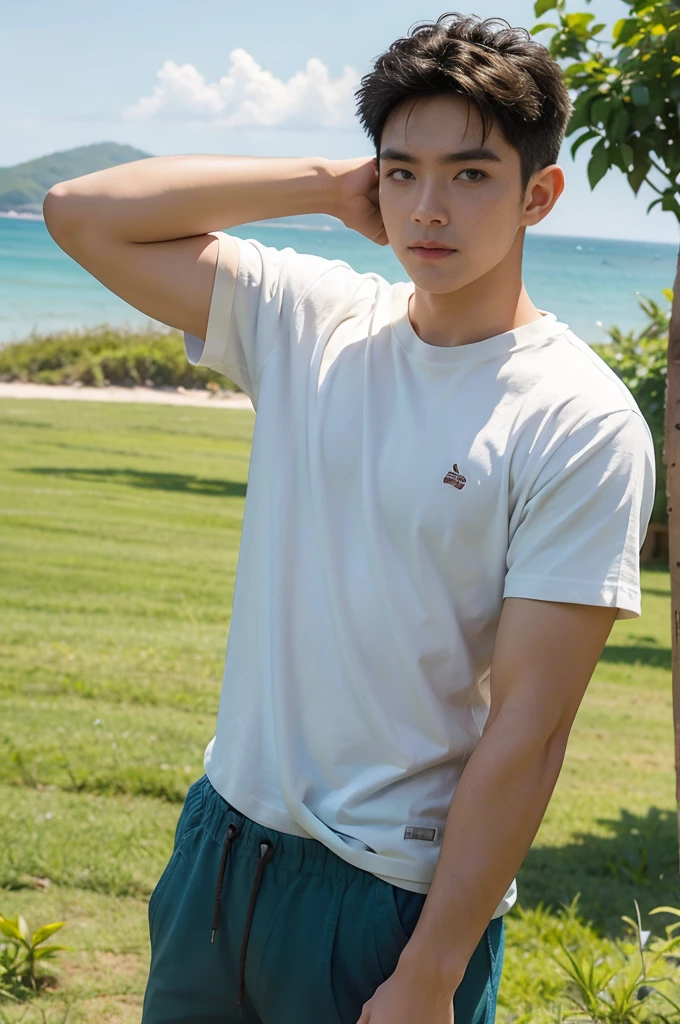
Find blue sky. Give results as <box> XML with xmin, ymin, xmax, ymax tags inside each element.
<box><xmin>3</xmin><ymin>0</ymin><xmax>676</xmax><ymax>244</ymax></box>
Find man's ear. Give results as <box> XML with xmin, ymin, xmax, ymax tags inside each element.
<box><xmin>521</xmin><ymin>165</ymin><xmax>565</xmax><ymax>228</ymax></box>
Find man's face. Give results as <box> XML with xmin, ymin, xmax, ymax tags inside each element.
<box><xmin>377</xmin><ymin>94</ymin><xmax>529</xmax><ymax>293</ymax></box>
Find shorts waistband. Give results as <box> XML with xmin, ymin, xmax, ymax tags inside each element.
<box><xmin>200</xmin><ymin>774</ymin><xmax>372</xmax><ymax>886</ymax></box>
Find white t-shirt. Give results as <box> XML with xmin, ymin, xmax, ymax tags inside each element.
<box><xmin>184</xmin><ymin>232</ymin><xmax>656</xmax><ymax>919</ymax></box>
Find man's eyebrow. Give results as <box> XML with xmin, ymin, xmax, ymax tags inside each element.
<box><xmin>379</xmin><ymin>146</ymin><xmax>502</xmax><ymax>164</ymax></box>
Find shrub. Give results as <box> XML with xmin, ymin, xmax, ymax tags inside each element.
<box><xmin>591</xmin><ymin>292</ymin><xmax>670</xmax><ymax>526</ymax></box>
<box><xmin>0</xmin><ymin>324</ymin><xmax>239</xmax><ymax>392</ymax></box>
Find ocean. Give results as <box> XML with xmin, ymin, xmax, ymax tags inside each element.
<box><xmin>0</xmin><ymin>215</ymin><xmax>676</xmax><ymax>348</ymax></box>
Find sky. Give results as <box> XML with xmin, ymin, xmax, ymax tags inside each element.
<box><xmin>3</xmin><ymin>0</ymin><xmax>677</xmax><ymax>245</ymax></box>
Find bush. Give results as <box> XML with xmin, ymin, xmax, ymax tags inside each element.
<box><xmin>0</xmin><ymin>324</ymin><xmax>239</xmax><ymax>392</ymax></box>
<box><xmin>592</xmin><ymin>292</ymin><xmax>670</xmax><ymax>526</ymax></box>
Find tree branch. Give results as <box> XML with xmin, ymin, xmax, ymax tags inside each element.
<box><xmin>648</xmin><ymin>153</ymin><xmax>675</xmax><ymax>187</ymax></box>
<box><xmin>645</xmin><ymin>179</ymin><xmax>665</xmax><ymax>196</ymax></box>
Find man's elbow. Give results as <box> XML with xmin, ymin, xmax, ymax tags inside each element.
<box><xmin>484</xmin><ymin>706</ymin><xmax>572</xmax><ymax>760</ymax></box>
<box><xmin>43</xmin><ymin>185</ymin><xmax>82</xmax><ymax>243</ymax></box>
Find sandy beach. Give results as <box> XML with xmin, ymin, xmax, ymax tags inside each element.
<box><xmin>0</xmin><ymin>381</ymin><xmax>254</xmax><ymax>410</ymax></box>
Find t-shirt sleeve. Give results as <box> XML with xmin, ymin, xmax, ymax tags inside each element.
<box><xmin>183</xmin><ymin>230</ymin><xmax>360</xmax><ymax>406</ymax></box>
<box><xmin>503</xmin><ymin>409</ymin><xmax>656</xmax><ymax>620</ymax></box>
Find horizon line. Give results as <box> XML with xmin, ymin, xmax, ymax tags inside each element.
<box><xmin>0</xmin><ymin>209</ymin><xmax>676</xmax><ymax>249</ymax></box>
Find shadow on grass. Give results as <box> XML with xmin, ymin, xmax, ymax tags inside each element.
<box><xmin>518</xmin><ymin>805</ymin><xmax>680</xmax><ymax>939</ymax></box>
<box><xmin>18</xmin><ymin>466</ymin><xmax>247</xmax><ymax>498</ymax></box>
<box><xmin>599</xmin><ymin>645</ymin><xmax>672</xmax><ymax>671</ymax></box>
<box><xmin>0</xmin><ymin>417</ymin><xmax>54</xmax><ymax>430</ymax></box>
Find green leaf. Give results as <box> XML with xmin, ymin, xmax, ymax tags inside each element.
<box><xmin>620</xmin><ymin>143</ymin><xmax>635</xmax><ymax>170</ymax></box>
<box><xmin>571</xmin><ymin>129</ymin><xmax>599</xmax><ymax>157</ymax></box>
<box><xmin>564</xmin><ymin>61</ymin><xmax>587</xmax><ymax>76</ymax></box>
<box><xmin>567</xmin><ymin>96</ymin><xmax>597</xmax><ymax>134</ymax></box>
<box><xmin>651</xmin><ymin>24</ymin><xmax>666</xmax><ymax>36</ymax></box>
<box><xmin>588</xmin><ymin>139</ymin><xmax>610</xmax><ymax>189</ymax></box>
<box><xmin>566</xmin><ymin>12</ymin><xmax>595</xmax><ymax>29</ymax></box>
<box><xmin>590</xmin><ymin>23</ymin><xmax>606</xmax><ymax>35</ymax></box>
<box><xmin>31</xmin><ymin>922</ymin><xmax>65</xmax><ymax>947</ymax></box>
<box><xmin>647</xmin><ymin>197</ymin><xmax>663</xmax><ymax>213</ymax></box>
<box><xmin>661</xmin><ymin>193</ymin><xmax>680</xmax><ymax>218</ymax></box>
<box><xmin>613</xmin><ymin>18</ymin><xmax>641</xmax><ymax>45</ymax></box>
<box><xmin>630</xmin><ymin>106</ymin><xmax>653</xmax><ymax>134</ymax></box>
<box><xmin>608</xmin><ymin>146</ymin><xmax>627</xmax><ymax>173</ymax></box>
<box><xmin>590</xmin><ymin>95</ymin><xmax>610</xmax><ymax>126</ymax></box>
<box><xmin>534</xmin><ymin>0</ymin><xmax>559</xmax><ymax>15</ymax></box>
<box><xmin>530</xmin><ymin>22</ymin><xmax>558</xmax><ymax>34</ymax></box>
<box><xmin>631</xmin><ymin>84</ymin><xmax>650</xmax><ymax>106</ymax></box>
<box><xmin>651</xmin><ymin>905</ymin><xmax>680</xmax><ymax>921</ymax></box>
<box><xmin>0</xmin><ymin>917</ymin><xmax>23</xmax><ymax>942</ymax></box>
<box><xmin>32</xmin><ymin>945</ymin><xmax>70</xmax><ymax>960</ymax></box>
<box><xmin>609</xmin><ymin>105</ymin><xmax>629</xmax><ymax>141</ymax></box>
<box><xmin>16</xmin><ymin>917</ymin><xmax>30</xmax><ymax>946</ymax></box>
<box><xmin>662</xmin><ymin>289</ymin><xmax>674</xmax><ymax>303</ymax></box>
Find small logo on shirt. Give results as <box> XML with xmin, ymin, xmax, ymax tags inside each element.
<box><xmin>404</xmin><ymin>826</ymin><xmax>439</xmax><ymax>842</ymax></box>
<box><xmin>443</xmin><ymin>463</ymin><xmax>466</xmax><ymax>489</ymax></box>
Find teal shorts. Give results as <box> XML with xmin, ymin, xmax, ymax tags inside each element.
<box><xmin>142</xmin><ymin>775</ymin><xmax>505</xmax><ymax>1023</ymax></box>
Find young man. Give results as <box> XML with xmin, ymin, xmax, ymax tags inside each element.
<box><xmin>44</xmin><ymin>12</ymin><xmax>656</xmax><ymax>1024</ymax></box>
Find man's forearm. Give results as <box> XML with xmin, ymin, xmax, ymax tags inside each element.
<box><xmin>396</xmin><ymin>718</ymin><xmax>568</xmax><ymax>992</ymax></box>
<box><xmin>43</xmin><ymin>154</ymin><xmax>338</xmax><ymax>244</ymax></box>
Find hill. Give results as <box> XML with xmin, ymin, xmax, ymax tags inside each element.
<box><xmin>0</xmin><ymin>141</ymin><xmax>152</xmax><ymax>215</ymax></box>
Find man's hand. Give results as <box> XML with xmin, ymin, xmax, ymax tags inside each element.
<box><xmin>356</xmin><ymin>958</ymin><xmax>456</xmax><ymax>1024</ymax></box>
<box><xmin>329</xmin><ymin>157</ymin><xmax>388</xmax><ymax>246</ymax></box>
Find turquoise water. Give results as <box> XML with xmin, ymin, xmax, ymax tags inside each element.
<box><xmin>0</xmin><ymin>216</ymin><xmax>676</xmax><ymax>347</ymax></box>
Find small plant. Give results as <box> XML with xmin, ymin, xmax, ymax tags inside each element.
<box><xmin>549</xmin><ymin>899</ymin><xmax>680</xmax><ymax>1022</ymax></box>
<box><xmin>0</xmin><ymin>915</ymin><xmax>69</xmax><ymax>1001</ymax></box>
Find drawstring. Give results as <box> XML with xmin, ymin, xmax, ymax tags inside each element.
<box><xmin>238</xmin><ymin>840</ymin><xmax>275</xmax><ymax>1006</ymax></box>
<box><xmin>210</xmin><ymin>824</ymin><xmax>276</xmax><ymax>1010</ymax></box>
<box><xmin>211</xmin><ymin>822</ymin><xmax>239</xmax><ymax>942</ymax></box>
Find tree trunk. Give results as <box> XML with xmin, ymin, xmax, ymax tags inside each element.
<box><xmin>665</xmin><ymin>243</ymin><xmax>680</xmax><ymax>875</ymax></box>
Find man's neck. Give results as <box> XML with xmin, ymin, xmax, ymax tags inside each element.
<box><xmin>408</xmin><ymin>237</ymin><xmax>542</xmax><ymax>349</ymax></box>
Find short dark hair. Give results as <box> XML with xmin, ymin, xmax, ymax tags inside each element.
<box><xmin>355</xmin><ymin>12</ymin><xmax>573</xmax><ymax>190</ymax></box>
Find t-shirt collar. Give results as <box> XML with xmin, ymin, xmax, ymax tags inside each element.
<box><xmin>390</xmin><ymin>281</ymin><xmax>569</xmax><ymax>366</ymax></box>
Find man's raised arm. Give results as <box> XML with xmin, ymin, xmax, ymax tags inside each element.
<box><xmin>41</xmin><ymin>155</ymin><xmax>349</xmax><ymax>342</ymax></box>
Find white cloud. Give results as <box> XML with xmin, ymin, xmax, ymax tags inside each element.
<box><xmin>121</xmin><ymin>50</ymin><xmax>361</xmax><ymax>130</ymax></box>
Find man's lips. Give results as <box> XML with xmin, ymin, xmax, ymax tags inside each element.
<box><xmin>409</xmin><ymin>244</ymin><xmax>457</xmax><ymax>260</ymax></box>
<box><xmin>410</xmin><ymin>241</ymin><xmax>454</xmax><ymax>249</ymax></box>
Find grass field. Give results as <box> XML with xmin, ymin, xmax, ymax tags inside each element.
<box><xmin>0</xmin><ymin>397</ymin><xmax>677</xmax><ymax>1024</ymax></box>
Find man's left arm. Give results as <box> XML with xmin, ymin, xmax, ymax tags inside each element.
<box><xmin>394</xmin><ymin>595</ymin><xmax>618</xmax><ymax>995</ymax></box>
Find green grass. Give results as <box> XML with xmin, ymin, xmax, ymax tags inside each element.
<box><xmin>0</xmin><ymin>397</ymin><xmax>677</xmax><ymax>1023</ymax></box>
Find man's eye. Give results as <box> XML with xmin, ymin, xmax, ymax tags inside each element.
<box><xmin>386</xmin><ymin>169</ymin><xmax>413</xmax><ymax>181</ymax></box>
<box><xmin>456</xmin><ymin>169</ymin><xmax>487</xmax><ymax>181</ymax></box>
